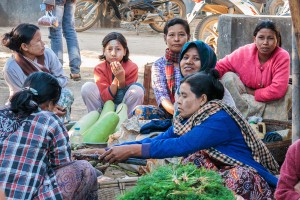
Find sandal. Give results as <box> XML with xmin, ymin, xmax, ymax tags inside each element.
<box><xmin>70</xmin><ymin>73</ymin><xmax>81</xmax><ymax>81</ymax></box>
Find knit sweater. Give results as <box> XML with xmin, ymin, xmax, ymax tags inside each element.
<box><xmin>216</xmin><ymin>43</ymin><xmax>290</xmax><ymax>102</ymax></box>
<box><xmin>275</xmin><ymin>140</ymin><xmax>300</xmax><ymax>200</ymax></box>
<box><xmin>94</xmin><ymin>60</ymin><xmax>138</xmax><ymax>102</ymax></box>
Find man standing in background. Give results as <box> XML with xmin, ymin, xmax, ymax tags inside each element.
<box><xmin>43</xmin><ymin>0</ymin><xmax>82</xmax><ymax>81</ymax></box>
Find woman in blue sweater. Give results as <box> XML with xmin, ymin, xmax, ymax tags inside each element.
<box><xmin>89</xmin><ymin>70</ymin><xmax>279</xmax><ymax>199</ymax></box>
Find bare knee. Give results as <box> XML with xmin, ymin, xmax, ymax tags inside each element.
<box><xmin>127</xmin><ymin>85</ymin><xmax>144</xmax><ymax>101</ymax></box>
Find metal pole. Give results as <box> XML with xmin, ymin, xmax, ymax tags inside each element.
<box><xmin>292</xmin><ymin>26</ymin><xmax>300</xmax><ymax>142</ymax></box>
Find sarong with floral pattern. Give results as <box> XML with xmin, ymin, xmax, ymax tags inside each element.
<box><xmin>181</xmin><ymin>151</ymin><xmax>275</xmax><ymax>200</ymax></box>
<box><xmin>221</xmin><ymin>72</ymin><xmax>291</xmax><ymax>121</ymax></box>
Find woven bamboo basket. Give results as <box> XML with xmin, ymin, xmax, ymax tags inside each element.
<box><xmin>262</xmin><ymin>119</ymin><xmax>292</xmax><ymax>166</ymax></box>
<box><xmin>97</xmin><ymin>177</ymin><xmax>138</xmax><ymax>200</ymax></box>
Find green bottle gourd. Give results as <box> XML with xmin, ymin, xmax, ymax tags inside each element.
<box><xmin>83</xmin><ymin>111</ymin><xmax>120</xmax><ymax>143</ymax></box>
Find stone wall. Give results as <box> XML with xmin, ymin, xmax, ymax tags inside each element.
<box><xmin>0</xmin><ymin>0</ymin><xmax>41</xmax><ymax>26</ymax></box>
<box><xmin>217</xmin><ymin>14</ymin><xmax>292</xmax><ymax>61</ymax></box>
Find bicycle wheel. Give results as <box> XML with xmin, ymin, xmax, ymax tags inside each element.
<box><xmin>194</xmin><ymin>14</ymin><xmax>219</xmax><ymax>52</ymax></box>
<box><xmin>75</xmin><ymin>0</ymin><xmax>100</xmax><ymax>32</ymax></box>
<box><xmin>149</xmin><ymin>0</ymin><xmax>186</xmax><ymax>33</ymax></box>
<box><xmin>265</xmin><ymin>0</ymin><xmax>285</xmax><ymax>15</ymax></box>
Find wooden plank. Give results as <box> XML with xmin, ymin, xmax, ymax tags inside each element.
<box><xmin>143</xmin><ymin>63</ymin><xmax>157</xmax><ymax>106</ymax></box>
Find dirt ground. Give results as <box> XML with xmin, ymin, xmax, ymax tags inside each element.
<box><xmin>0</xmin><ymin>25</ymin><xmax>164</xmax><ymax>121</ymax></box>
<box><xmin>0</xmin><ymin>21</ymin><xmax>202</xmax><ymax>120</ymax></box>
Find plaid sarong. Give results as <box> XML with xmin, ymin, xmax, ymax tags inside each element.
<box><xmin>173</xmin><ymin>100</ymin><xmax>279</xmax><ymax>175</ymax></box>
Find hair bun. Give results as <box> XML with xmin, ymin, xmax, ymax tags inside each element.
<box><xmin>1</xmin><ymin>33</ymin><xmax>12</xmax><ymax>47</ymax></box>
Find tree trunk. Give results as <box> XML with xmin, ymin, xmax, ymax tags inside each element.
<box><xmin>289</xmin><ymin>0</ymin><xmax>300</xmax><ymax>141</ymax></box>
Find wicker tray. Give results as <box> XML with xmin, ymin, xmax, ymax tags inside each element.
<box><xmin>97</xmin><ymin>177</ymin><xmax>138</xmax><ymax>200</ymax></box>
<box><xmin>262</xmin><ymin>119</ymin><xmax>292</xmax><ymax>166</ymax></box>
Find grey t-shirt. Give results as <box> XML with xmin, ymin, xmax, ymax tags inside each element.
<box><xmin>3</xmin><ymin>48</ymin><xmax>68</xmax><ymax>97</ymax></box>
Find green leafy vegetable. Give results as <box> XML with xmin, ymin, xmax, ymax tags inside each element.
<box><xmin>118</xmin><ymin>164</ymin><xmax>235</xmax><ymax>200</ymax></box>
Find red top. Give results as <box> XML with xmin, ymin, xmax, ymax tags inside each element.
<box><xmin>275</xmin><ymin>140</ymin><xmax>300</xmax><ymax>200</ymax></box>
<box><xmin>216</xmin><ymin>43</ymin><xmax>290</xmax><ymax>102</ymax></box>
<box><xmin>94</xmin><ymin>60</ymin><xmax>138</xmax><ymax>102</ymax></box>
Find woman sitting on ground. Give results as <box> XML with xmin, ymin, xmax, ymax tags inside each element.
<box><xmin>84</xmin><ymin>69</ymin><xmax>279</xmax><ymax>199</ymax></box>
<box><xmin>81</xmin><ymin>32</ymin><xmax>144</xmax><ymax>116</ymax></box>
<box><xmin>1</xmin><ymin>23</ymin><xmax>73</xmax><ymax>122</ymax></box>
<box><xmin>134</xmin><ymin>39</ymin><xmax>236</xmax><ymax>121</ymax></box>
<box><xmin>177</xmin><ymin>40</ymin><xmax>235</xmax><ymax>108</ymax></box>
<box><xmin>0</xmin><ymin>72</ymin><xmax>97</xmax><ymax>199</ymax></box>
<box><xmin>216</xmin><ymin>20</ymin><xmax>291</xmax><ymax>121</ymax></box>
<box><xmin>149</xmin><ymin>18</ymin><xmax>191</xmax><ymax>118</ymax></box>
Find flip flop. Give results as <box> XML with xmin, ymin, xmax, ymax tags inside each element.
<box><xmin>70</xmin><ymin>73</ymin><xmax>81</xmax><ymax>81</ymax></box>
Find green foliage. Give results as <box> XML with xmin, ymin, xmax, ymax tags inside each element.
<box><xmin>118</xmin><ymin>164</ymin><xmax>235</xmax><ymax>200</ymax></box>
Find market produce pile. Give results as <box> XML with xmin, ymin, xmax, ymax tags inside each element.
<box><xmin>69</xmin><ymin>100</ymin><xmax>128</xmax><ymax>150</ymax></box>
<box><xmin>118</xmin><ymin>164</ymin><xmax>235</xmax><ymax>200</ymax></box>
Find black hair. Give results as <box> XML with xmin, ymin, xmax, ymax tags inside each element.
<box><xmin>1</xmin><ymin>23</ymin><xmax>39</xmax><ymax>53</ymax></box>
<box><xmin>99</xmin><ymin>32</ymin><xmax>130</xmax><ymax>62</ymax></box>
<box><xmin>163</xmin><ymin>18</ymin><xmax>190</xmax><ymax>36</ymax></box>
<box><xmin>10</xmin><ymin>72</ymin><xmax>62</xmax><ymax>117</ymax></box>
<box><xmin>253</xmin><ymin>20</ymin><xmax>281</xmax><ymax>47</ymax></box>
<box><xmin>180</xmin><ymin>69</ymin><xmax>224</xmax><ymax>101</ymax></box>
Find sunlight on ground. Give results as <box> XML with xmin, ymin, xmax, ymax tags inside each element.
<box><xmin>62</xmin><ymin>50</ymin><xmax>159</xmax><ymax>69</ymax></box>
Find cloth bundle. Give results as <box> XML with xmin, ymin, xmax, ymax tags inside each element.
<box><xmin>262</xmin><ymin>132</ymin><xmax>283</xmax><ymax>143</ymax></box>
<box><xmin>140</xmin><ymin>119</ymin><xmax>172</xmax><ymax>134</ymax></box>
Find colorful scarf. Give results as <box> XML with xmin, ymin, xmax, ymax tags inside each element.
<box><xmin>14</xmin><ymin>52</ymin><xmax>50</xmax><ymax>76</ymax></box>
<box><xmin>173</xmin><ymin>100</ymin><xmax>279</xmax><ymax>175</ymax></box>
<box><xmin>165</xmin><ymin>48</ymin><xmax>180</xmax><ymax>103</ymax></box>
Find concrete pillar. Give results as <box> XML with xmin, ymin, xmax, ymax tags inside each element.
<box><xmin>217</xmin><ymin>14</ymin><xmax>292</xmax><ymax>62</ymax></box>
<box><xmin>0</xmin><ymin>0</ymin><xmax>41</xmax><ymax>26</ymax></box>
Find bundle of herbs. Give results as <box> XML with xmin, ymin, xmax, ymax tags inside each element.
<box><xmin>118</xmin><ymin>164</ymin><xmax>235</xmax><ymax>200</ymax></box>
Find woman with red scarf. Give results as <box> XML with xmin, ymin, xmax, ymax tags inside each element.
<box><xmin>132</xmin><ymin>18</ymin><xmax>190</xmax><ymax>120</ymax></box>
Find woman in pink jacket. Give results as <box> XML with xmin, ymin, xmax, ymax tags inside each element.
<box><xmin>275</xmin><ymin>139</ymin><xmax>300</xmax><ymax>199</ymax></box>
<box><xmin>216</xmin><ymin>20</ymin><xmax>291</xmax><ymax>121</ymax></box>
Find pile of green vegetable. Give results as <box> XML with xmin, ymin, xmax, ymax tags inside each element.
<box><xmin>118</xmin><ymin>164</ymin><xmax>235</xmax><ymax>200</ymax></box>
<box><xmin>69</xmin><ymin>100</ymin><xmax>128</xmax><ymax>145</ymax></box>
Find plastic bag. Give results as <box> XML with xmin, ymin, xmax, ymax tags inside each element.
<box><xmin>38</xmin><ymin>11</ymin><xmax>58</xmax><ymax>28</ymax></box>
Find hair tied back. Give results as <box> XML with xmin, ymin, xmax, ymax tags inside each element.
<box><xmin>29</xmin><ymin>100</ymin><xmax>38</xmax><ymax>108</ymax></box>
<box><xmin>23</xmin><ymin>87</ymin><xmax>38</xmax><ymax>96</ymax></box>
